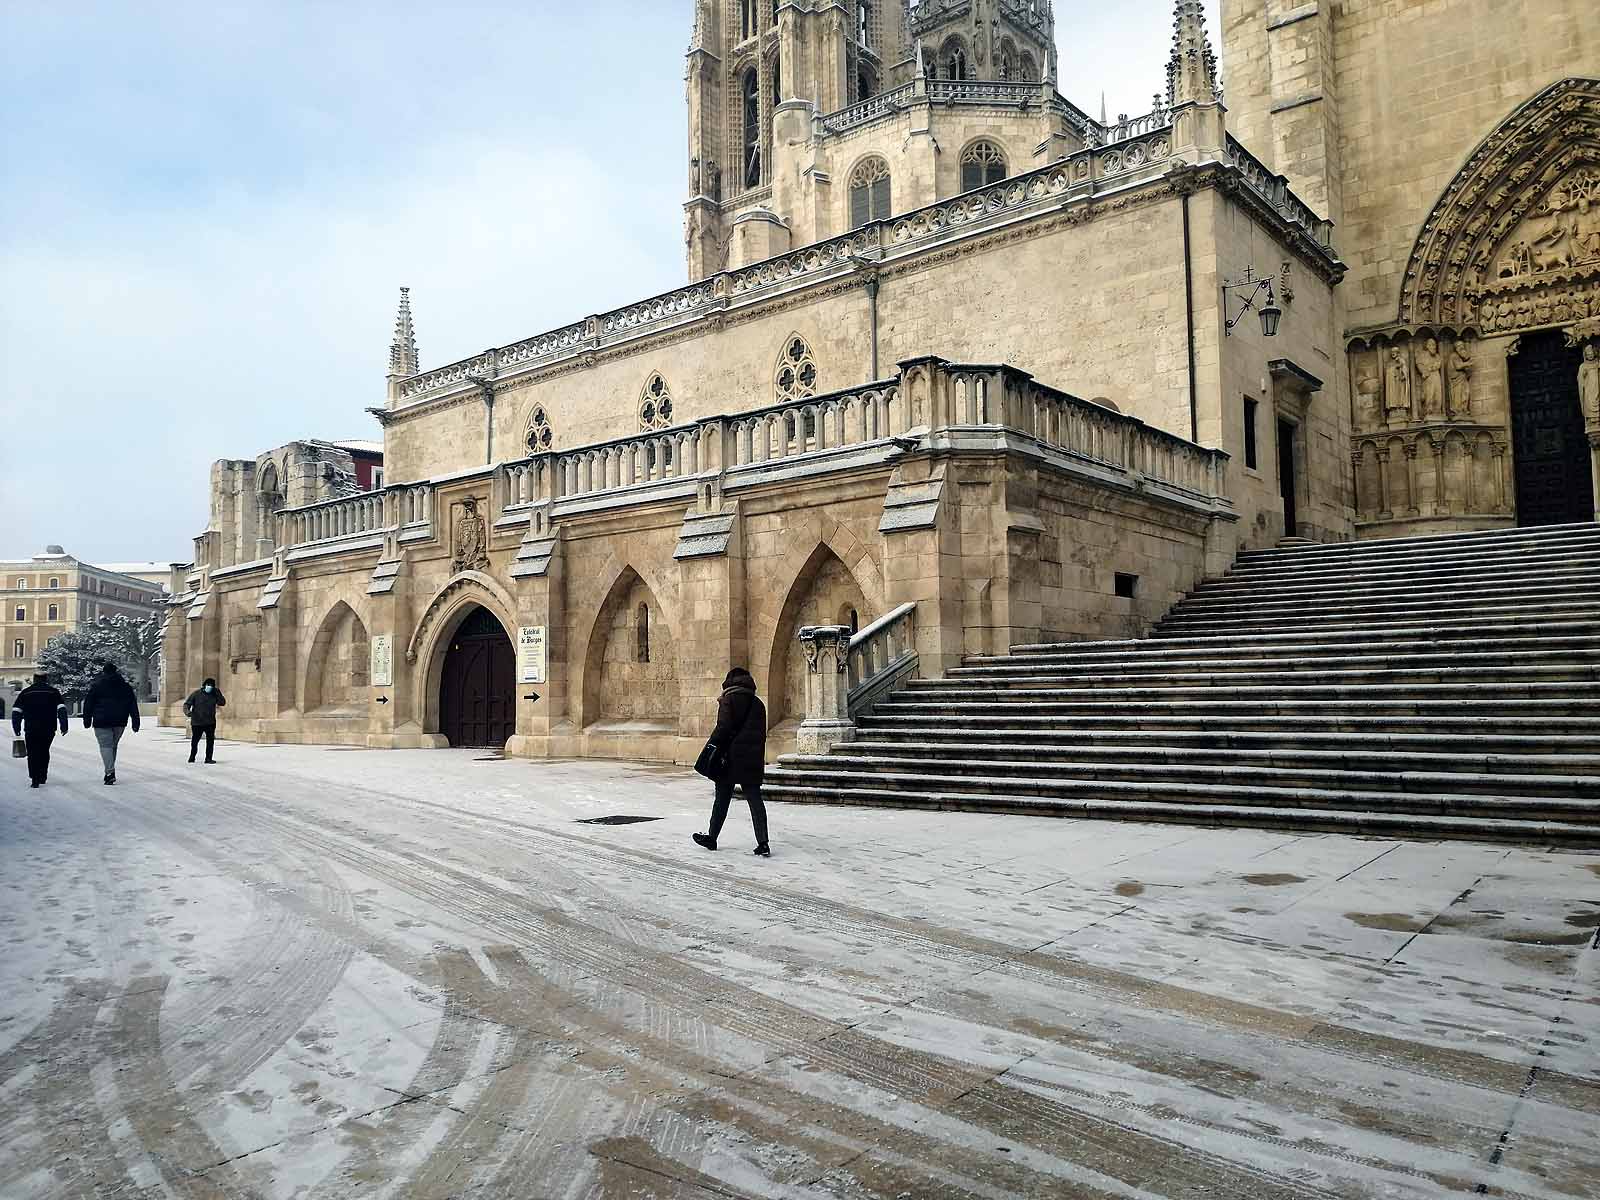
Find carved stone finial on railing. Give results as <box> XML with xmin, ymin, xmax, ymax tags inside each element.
<box><xmin>797</xmin><ymin>624</ymin><xmax>854</xmax><ymax>753</ymax></box>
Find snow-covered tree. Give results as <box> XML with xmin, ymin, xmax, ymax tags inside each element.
<box><xmin>34</xmin><ymin>614</ymin><xmax>163</xmax><ymax>703</ymax></box>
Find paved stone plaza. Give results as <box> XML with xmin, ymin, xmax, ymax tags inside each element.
<box><xmin>1</xmin><ymin>732</ymin><xmax>1596</xmax><ymax>1198</ymax></box>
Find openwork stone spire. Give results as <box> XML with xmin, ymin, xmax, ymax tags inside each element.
<box><xmin>388</xmin><ymin>287</ymin><xmax>419</xmax><ymax>379</ymax></box>
<box><xmin>1166</xmin><ymin>0</ymin><xmax>1220</xmax><ymax>108</ymax></box>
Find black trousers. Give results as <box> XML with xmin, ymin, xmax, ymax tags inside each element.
<box><xmin>24</xmin><ymin>727</ymin><xmax>55</xmax><ymax>783</ymax></box>
<box><xmin>710</xmin><ymin>778</ymin><xmax>769</xmax><ymax>847</ymax></box>
<box><xmin>190</xmin><ymin>724</ymin><xmax>216</xmax><ymax>761</ymax></box>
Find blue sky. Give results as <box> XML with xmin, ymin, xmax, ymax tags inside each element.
<box><xmin>0</xmin><ymin>1</ymin><xmax>1218</xmax><ymax>565</ymax></box>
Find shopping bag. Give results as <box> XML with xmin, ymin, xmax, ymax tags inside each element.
<box><xmin>11</xmin><ymin>737</ymin><xmax>25</xmax><ymax>759</ymax></box>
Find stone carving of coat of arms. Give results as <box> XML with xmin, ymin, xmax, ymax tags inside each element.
<box><xmin>451</xmin><ymin>497</ymin><xmax>490</xmax><ymax>574</ymax></box>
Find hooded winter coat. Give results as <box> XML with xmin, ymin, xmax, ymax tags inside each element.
<box><xmin>184</xmin><ymin>680</ymin><xmax>227</xmax><ymax>726</ymax></box>
<box><xmin>82</xmin><ymin>666</ymin><xmax>140</xmax><ymax>731</ymax></box>
<box><xmin>709</xmin><ymin>668</ymin><xmax>767</xmax><ymax>788</ymax></box>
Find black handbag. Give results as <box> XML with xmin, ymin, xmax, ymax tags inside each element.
<box><xmin>694</xmin><ymin>739</ymin><xmax>728</xmax><ymax>781</ymax></box>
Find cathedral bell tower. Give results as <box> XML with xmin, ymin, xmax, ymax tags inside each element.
<box><xmin>686</xmin><ymin>1</ymin><xmax>914</xmax><ymax>280</ymax></box>
<box><xmin>908</xmin><ymin>0</ymin><xmax>1055</xmax><ymax>88</ymax></box>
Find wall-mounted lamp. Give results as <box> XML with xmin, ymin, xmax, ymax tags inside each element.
<box><xmin>1222</xmin><ymin>265</ymin><xmax>1283</xmax><ymax>338</ymax></box>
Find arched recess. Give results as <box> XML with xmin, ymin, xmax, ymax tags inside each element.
<box><xmin>406</xmin><ymin>571</ymin><xmax>521</xmax><ymax>737</ymax></box>
<box><xmin>1399</xmin><ymin>77</ymin><xmax>1600</xmax><ymax>329</ymax></box>
<box><xmin>763</xmin><ymin>540</ymin><xmax>882</xmax><ymax>726</ymax></box>
<box><xmin>578</xmin><ymin>565</ymin><xmax>679</xmax><ymax>729</ymax></box>
<box><xmin>303</xmin><ymin>600</ymin><xmax>371</xmax><ymax>713</ymax></box>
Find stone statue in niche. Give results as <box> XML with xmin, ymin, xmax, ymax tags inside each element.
<box><xmin>1580</xmin><ymin>343</ymin><xmax>1600</xmax><ymax>429</ymax></box>
<box><xmin>1446</xmin><ymin>341</ymin><xmax>1474</xmax><ymax>420</ymax></box>
<box><xmin>451</xmin><ymin>497</ymin><xmax>490</xmax><ymax>575</ymax></box>
<box><xmin>1354</xmin><ymin>362</ymin><xmax>1383</xmax><ymax>428</ymax></box>
<box><xmin>1384</xmin><ymin>347</ymin><xmax>1412</xmax><ymax>424</ymax></box>
<box><xmin>1415</xmin><ymin>338</ymin><xmax>1446</xmax><ymax>420</ymax></box>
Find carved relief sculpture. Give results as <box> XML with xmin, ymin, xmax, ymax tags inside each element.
<box><xmin>1415</xmin><ymin>338</ymin><xmax>1446</xmax><ymax>421</ymax></box>
<box><xmin>1446</xmin><ymin>341</ymin><xmax>1474</xmax><ymax>420</ymax></box>
<box><xmin>451</xmin><ymin>497</ymin><xmax>490</xmax><ymax>575</ymax></box>
<box><xmin>1581</xmin><ymin>343</ymin><xmax>1600</xmax><ymax>430</ymax></box>
<box><xmin>1384</xmin><ymin>347</ymin><xmax>1412</xmax><ymax>425</ymax></box>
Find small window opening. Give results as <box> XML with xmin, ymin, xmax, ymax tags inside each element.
<box><xmin>1114</xmin><ymin>573</ymin><xmax>1139</xmax><ymax>599</ymax></box>
<box><xmin>636</xmin><ymin>602</ymin><xmax>650</xmax><ymax>663</ymax></box>
<box><xmin>48</xmin><ymin>578</ymin><xmax>59</xmax><ymax>589</ymax></box>
<box><xmin>1243</xmin><ymin>397</ymin><xmax>1259</xmax><ymax>470</ymax></box>
<box><xmin>47</xmin><ymin>604</ymin><xmax>59</xmax><ymax>621</ymax></box>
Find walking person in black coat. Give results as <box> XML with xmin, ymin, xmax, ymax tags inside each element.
<box><xmin>11</xmin><ymin>674</ymin><xmax>69</xmax><ymax>788</ymax></box>
<box><xmin>182</xmin><ymin>678</ymin><xmax>226</xmax><ymax>764</ymax></box>
<box><xmin>82</xmin><ymin>662</ymin><xmax>140</xmax><ymax>785</ymax></box>
<box><xmin>693</xmin><ymin>667</ymin><xmax>771</xmax><ymax>857</ymax></box>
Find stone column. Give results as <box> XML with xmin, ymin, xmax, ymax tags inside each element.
<box><xmin>796</xmin><ymin>625</ymin><xmax>854</xmax><ymax>754</ymax></box>
<box><xmin>1590</xmin><ymin>433</ymin><xmax>1600</xmax><ymax>522</ymax></box>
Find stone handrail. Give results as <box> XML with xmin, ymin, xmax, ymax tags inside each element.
<box><xmin>1226</xmin><ymin>135</ymin><xmax>1334</xmax><ymax>248</ymax></box>
<box><xmin>278</xmin><ymin>483</ymin><xmax>434</xmax><ymax>550</ymax></box>
<box><xmin>499</xmin><ymin>378</ymin><xmax>907</xmax><ymax>510</ymax></box>
<box><xmin>927</xmin><ymin>79</ymin><xmax>1043</xmax><ymax>106</ymax></box>
<box><xmin>819</xmin><ymin>82</ymin><xmax>915</xmax><ymax>134</ymax></box>
<box><xmin>846</xmin><ymin>601</ymin><xmax>918</xmax><ymax>718</ymax></box>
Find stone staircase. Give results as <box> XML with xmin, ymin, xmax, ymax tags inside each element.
<box><xmin>765</xmin><ymin>523</ymin><xmax>1600</xmax><ymax>845</ymax></box>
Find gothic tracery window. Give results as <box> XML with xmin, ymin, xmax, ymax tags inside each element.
<box><xmin>1019</xmin><ymin>51</ymin><xmax>1039</xmax><ymax>83</ymax></box>
<box><xmin>524</xmin><ymin>404</ymin><xmax>553</xmax><ymax>454</ymax></box>
<box><xmin>775</xmin><ymin>335</ymin><xmax>819</xmax><ymax>403</ymax></box>
<box><xmin>639</xmin><ymin>373</ymin><xmax>674</xmax><ymax>430</ymax></box>
<box><xmin>741</xmin><ymin>0</ymin><xmax>758</xmax><ymax>40</ymax></box>
<box><xmin>848</xmin><ymin>156</ymin><xmax>891</xmax><ymax>229</ymax></box>
<box><xmin>941</xmin><ymin>38</ymin><xmax>968</xmax><ymax>81</ymax></box>
<box><xmin>961</xmin><ymin>141</ymin><xmax>1008</xmax><ymax>192</ymax></box>
<box><xmin>742</xmin><ymin>68</ymin><xmax>762</xmax><ymax>188</ymax></box>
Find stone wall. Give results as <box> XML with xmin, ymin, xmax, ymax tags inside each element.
<box><xmin>164</xmin><ymin>360</ymin><xmax>1236</xmax><ymax>766</ymax></box>
<box><xmin>385</xmin><ymin>170</ymin><xmax>1333</xmax><ymax>547</ymax></box>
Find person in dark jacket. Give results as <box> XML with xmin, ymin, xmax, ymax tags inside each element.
<box><xmin>182</xmin><ymin>678</ymin><xmax>226</xmax><ymax>764</ymax></box>
<box><xmin>82</xmin><ymin>662</ymin><xmax>140</xmax><ymax>785</ymax></box>
<box><xmin>693</xmin><ymin>667</ymin><xmax>771</xmax><ymax>856</ymax></box>
<box><xmin>12</xmin><ymin>674</ymin><xmax>69</xmax><ymax>788</ymax></box>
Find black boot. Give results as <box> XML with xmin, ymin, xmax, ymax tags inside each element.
<box><xmin>753</xmin><ymin>844</ymin><xmax>771</xmax><ymax>857</ymax></box>
<box><xmin>692</xmin><ymin>833</ymin><xmax>717</xmax><ymax>851</ymax></box>
<box><xmin>30</xmin><ymin>781</ymin><xmax>39</xmax><ymax>789</ymax></box>
<box><xmin>104</xmin><ymin>773</ymin><xmax>115</xmax><ymax>785</ymax></box>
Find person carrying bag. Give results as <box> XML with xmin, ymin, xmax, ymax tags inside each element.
<box><xmin>692</xmin><ymin>667</ymin><xmax>771</xmax><ymax>857</ymax></box>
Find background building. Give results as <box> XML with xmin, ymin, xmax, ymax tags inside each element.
<box><xmin>1</xmin><ymin>547</ymin><xmax>168</xmax><ymax>693</ymax></box>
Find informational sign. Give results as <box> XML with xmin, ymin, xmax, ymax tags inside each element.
<box><xmin>517</xmin><ymin>626</ymin><xmax>547</xmax><ymax>686</ymax></box>
<box><xmin>370</xmin><ymin>635</ymin><xmax>394</xmax><ymax>689</ymax></box>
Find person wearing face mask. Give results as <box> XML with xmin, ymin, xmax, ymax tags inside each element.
<box><xmin>182</xmin><ymin>677</ymin><xmax>227</xmax><ymax>764</ymax></box>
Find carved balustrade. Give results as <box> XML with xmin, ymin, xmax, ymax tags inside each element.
<box><xmin>819</xmin><ymin>82</ymin><xmax>915</xmax><ymax>134</ymax></box>
<box><xmin>1226</xmin><ymin>136</ymin><xmax>1335</xmax><ymax>249</ymax></box>
<box><xmin>845</xmin><ymin>602</ymin><xmax>918</xmax><ymax>719</ymax></box>
<box><xmin>277</xmin><ymin>484</ymin><xmax>434</xmax><ymax>551</ymax></box>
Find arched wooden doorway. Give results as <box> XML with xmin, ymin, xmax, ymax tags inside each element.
<box><xmin>439</xmin><ymin>605</ymin><xmax>515</xmax><ymax>748</ymax></box>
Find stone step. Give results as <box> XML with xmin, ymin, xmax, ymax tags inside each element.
<box><xmin>829</xmin><ymin>739</ymin><xmax>1600</xmax><ymax>777</ymax></box>
<box><xmin>777</xmin><ymin>754</ymin><xmax>1596</xmax><ymax>801</ymax></box>
<box><xmin>1154</xmin><ymin>607</ymin><xmax>1600</xmax><ymax>639</ymax></box>
<box><xmin>1190</xmin><ymin>568</ymin><xmax>1600</xmax><ymax>606</ymax></box>
<box><xmin>1172</xmin><ymin>586</ymin><xmax>1600</xmax><ymax>619</ymax></box>
<box><xmin>930</xmin><ymin>663</ymin><xmax>1600</xmax><ymax>689</ymax></box>
<box><xmin>1234</xmin><ymin>521</ymin><xmax>1600</xmax><ymax>565</ymax></box>
<box><xmin>758</xmin><ymin>783</ymin><xmax>1600</xmax><ymax>847</ymax></box>
<box><xmin>1012</xmin><ymin>619</ymin><xmax>1600</xmax><ymax>657</ymax></box>
<box><xmin>1222</xmin><ymin>543</ymin><xmax>1600</xmax><ymax>585</ymax></box>
<box><xmin>857</xmin><ymin>712</ymin><xmax>1600</xmax><ymax>735</ymax></box>
<box><xmin>950</xmin><ymin>647</ymin><xmax>1600</xmax><ymax>678</ymax></box>
<box><xmin>843</xmin><ymin>727</ymin><xmax>1600</xmax><ymax>756</ymax></box>
<box><xmin>878</xmin><ymin>690</ymin><xmax>1600</xmax><ymax>714</ymax></box>
<box><xmin>1159</xmin><ymin>593</ymin><xmax>1600</xmax><ymax>626</ymax></box>
<box><xmin>982</xmin><ymin>632</ymin><xmax>1600</xmax><ymax>667</ymax></box>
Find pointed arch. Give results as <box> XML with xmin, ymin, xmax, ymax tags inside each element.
<box><xmin>302</xmin><ymin>600</ymin><xmax>371</xmax><ymax>713</ymax></box>
<box><xmin>761</xmin><ymin>535</ymin><xmax>885</xmax><ymax>726</ymax></box>
<box><xmin>1400</xmin><ymin>77</ymin><xmax>1600</xmax><ymax>327</ymax></box>
<box><xmin>578</xmin><ymin>563</ymin><xmax>679</xmax><ymax>729</ymax></box>
<box><xmin>406</xmin><ymin>571</ymin><xmax>521</xmax><ymax>737</ymax></box>
<box><xmin>639</xmin><ymin>372</ymin><xmax>674</xmax><ymax>430</ymax></box>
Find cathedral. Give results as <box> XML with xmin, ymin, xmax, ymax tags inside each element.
<box><xmin>162</xmin><ymin>0</ymin><xmax>1600</xmax><ymax>763</ymax></box>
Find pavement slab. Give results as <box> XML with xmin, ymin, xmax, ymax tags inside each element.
<box><xmin>0</xmin><ymin>729</ymin><xmax>1596</xmax><ymax>1198</ymax></box>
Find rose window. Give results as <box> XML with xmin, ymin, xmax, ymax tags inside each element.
<box><xmin>775</xmin><ymin>336</ymin><xmax>818</xmax><ymax>403</ymax></box>
<box><xmin>524</xmin><ymin>404</ymin><xmax>553</xmax><ymax>454</ymax></box>
<box><xmin>639</xmin><ymin>373</ymin><xmax>674</xmax><ymax>430</ymax></box>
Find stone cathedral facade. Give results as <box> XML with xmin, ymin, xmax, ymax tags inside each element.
<box><xmin>161</xmin><ymin>1</ymin><xmax>1599</xmax><ymax>762</ymax></box>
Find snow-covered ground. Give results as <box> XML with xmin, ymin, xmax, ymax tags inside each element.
<box><xmin>0</xmin><ymin>729</ymin><xmax>1596</xmax><ymax>1198</ymax></box>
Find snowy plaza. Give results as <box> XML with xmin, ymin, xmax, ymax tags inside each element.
<box><xmin>0</xmin><ymin>730</ymin><xmax>1595</xmax><ymax>1198</ymax></box>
